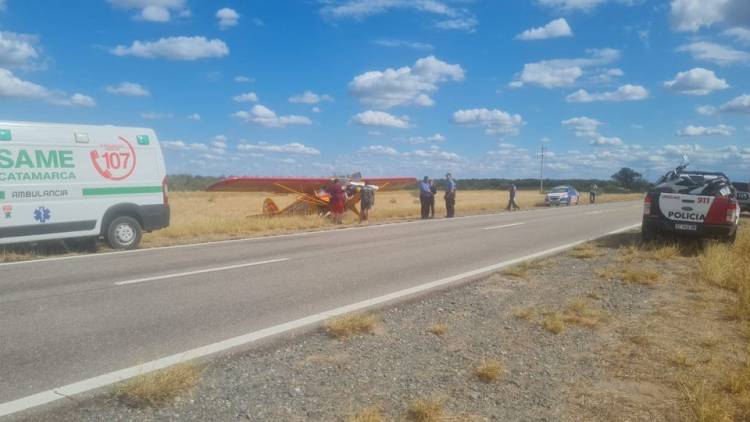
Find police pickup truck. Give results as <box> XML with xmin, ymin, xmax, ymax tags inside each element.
<box><xmin>732</xmin><ymin>182</ymin><xmax>750</xmax><ymax>213</ymax></box>
<box><xmin>642</xmin><ymin>164</ymin><xmax>739</xmax><ymax>243</ymax></box>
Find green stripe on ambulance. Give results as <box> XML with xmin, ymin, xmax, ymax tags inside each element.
<box><xmin>82</xmin><ymin>186</ymin><xmax>162</xmax><ymax>196</ymax></box>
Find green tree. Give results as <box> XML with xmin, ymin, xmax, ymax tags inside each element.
<box><xmin>611</xmin><ymin>167</ymin><xmax>647</xmax><ymax>191</ymax></box>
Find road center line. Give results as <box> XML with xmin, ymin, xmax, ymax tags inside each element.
<box><xmin>114</xmin><ymin>258</ymin><xmax>289</xmax><ymax>286</ymax></box>
<box><xmin>0</xmin><ymin>223</ymin><xmax>640</xmax><ymax>418</ymax></box>
<box><xmin>482</xmin><ymin>222</ymin><xmax>526</xmax><ymax>230</ymax></box>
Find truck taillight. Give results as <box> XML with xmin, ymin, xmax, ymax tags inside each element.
<box><xmin>162</xmin><ymin>176</ymin><xmax>169</xmax><ymax>207</ymax></box>
<box><xmin>643</xmin><ymin>194</ymin><xmax>652</xmax><ymax>215</ymax></box>
<box><xmin>727</xmin><ymin>201</ymin><xmax>737</xmax><ymax>223</ymax></box>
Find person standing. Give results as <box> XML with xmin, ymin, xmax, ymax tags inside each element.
<box><xmin>506</xmin><ymin>183</ymin><xmax>520</xmax><ymax>211</ymax></box>
<box><xmin>359</xmin><ymin>182</ymin><xmax>375</xmax><ymax>223</ymax></box>
<box><xmin>328</xmin><ymin>178</ymin><xmax>346</xmax><ymax>224</ymax></box>
<box><xmin>590</xmin><ymin>183</ymin><xmax>599</xmax><ymax>204</ymax></box>
<box><xmin>419</xmin><ymin>176</ymin><xmax>433</xmax><ymax>219</ymax></box>
<box><xmin>444</xmin><ymin>173</ymin><xmax>456</xmax><ymax>218</ymax></box>
<box><xmin>428</xmin><ymin>179</ymin><xmax>437</xmax><ymax>218</ymax></box>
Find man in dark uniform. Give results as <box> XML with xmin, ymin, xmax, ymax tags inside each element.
<box><xmin>419</xmin><ymin>176</ymin><xmax>433</xmax><ymax>219</ymax></box>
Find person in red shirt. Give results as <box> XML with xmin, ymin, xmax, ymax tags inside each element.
<box><xmin>327</xmin><ymin>179</ymin><xmax>347</xmax><ymax>224</ymax></box>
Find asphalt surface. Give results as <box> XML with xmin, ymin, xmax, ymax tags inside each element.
<box><xmin>0</xmin><ymin>201</ymin><xmax>642</xmax><ymax>409</ymax></box>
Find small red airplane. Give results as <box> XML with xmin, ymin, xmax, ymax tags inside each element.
<box><xmin>207</xmin><ymin>174</ymin><xmax>417</xmax><ymax>217</ymax></box>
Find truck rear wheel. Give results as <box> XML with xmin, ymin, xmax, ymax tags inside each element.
<box><xmin>641</xmin><ymin>223</ymin><xmax>657</xmax><ymax>243</ymax></box>
<box><xmin>107</xmin><ymin>216</ymin><xmax>142</xmax><ymax>250</ymax></box>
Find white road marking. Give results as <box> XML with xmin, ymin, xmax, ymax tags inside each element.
<box><xmin>584</xmin><ymin>211</ymin><xmax>604</xmax><ymax>215</ymax></box>
<box><xmin>0</xmin><ymin>222</ymin><xmax>641</xmax><ymax>418</ymax></box>
<box><xmin>482</xmin><ymin>222</ymin><xmax>526</xmax><ymax>230</ymax></box>
<box><xmin>114</xmin><ymin>258</ymin><xmax>289</xmax><ymax>286</ymax></box>
<box><xmin>0</xmin><ymin>201</ymin><xmax>643</xmax><ymax>268</ymax></box>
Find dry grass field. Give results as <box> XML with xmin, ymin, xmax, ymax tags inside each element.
<box><xmin>142</xmin><ymin>190</ymin><xmax>642</xmax><ymax>247</ymax></box>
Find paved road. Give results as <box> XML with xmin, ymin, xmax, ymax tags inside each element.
<box><xmin>0</xmin><ymin>201</ymin><xmax>642</xmax><ymax>410</ymax></box>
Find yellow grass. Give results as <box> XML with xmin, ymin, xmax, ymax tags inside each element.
<box><xmin>115</xmin><ymin>363</ymin><xmax>201</xmax><ymax>407</ymax></box>
<box><xmin>474</xmin><ymin>359</ymin><xmax>505</xmax><ymax>382</ymax></box>
<box><xmin>141</xmin><ymin>190</ymin><xmax>642</xmax><ymax>248</ymax></box>
<box><xmin>325</xmin><ymin>314</ymin><xmax>378</xmax><ymax>338</ymax></box>
<box><xmin>699</xmin><ymin>224</ymin><xmax>750</xmax><ymax>318</ymax></box>
<box><xmin>349</xmin><ymin>406</ymin><xmax>385</xmax><ymax>422</ymax></box>
<box><xmin>569</xmin><ymin>244</ymin><xmax>601</xmax><ymax>260</ymax></box>
<box><xmin>429</xmin><ymin>323</ymin><xmax>448</xmax><ymax>336</ymax></box>
<box><xmin>683</xmin><ymin>381</ymin><xmax>734</xmax><ymax>422</ymax></box>
<box><xmin>406</xmin><ymin>398</ymin><xmax>445</xmax><ymax>422</ymax></box>
<box><xmin>620</xmin><ymin>268</ymin><xmax>661</xmax><ymax>286</ymax></box>
<box><xmin>542</xmin><ymin>312</ymin><xmax>566</xmax><ymax>334</ymax></box>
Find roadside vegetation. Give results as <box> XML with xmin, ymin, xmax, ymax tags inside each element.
<box><xmin>115</xmin><ymin>363</ymin><xmax>201</xmax><ymax>408</ymax></box>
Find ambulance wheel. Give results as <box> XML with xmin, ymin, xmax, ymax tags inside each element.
<box><xmin>107</xmin><ymin>216</ymin><xmax>142</xmax><ymax>250</ymax></box>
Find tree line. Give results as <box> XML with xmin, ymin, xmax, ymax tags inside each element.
<box><xmin>167</xmin><ymin>167</ymin><xmax>650</xmax><ymax>193</ymax></box>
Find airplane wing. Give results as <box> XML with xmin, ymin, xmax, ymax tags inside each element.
<box><xmin>207</xmin><ymin>176</ymin><xmax>417</xmax><ymax>193</ymax></box>
<box><xmin>364</xmin><ymin>178</ymin><xmax>417</xmax><ymax>191</ymax></box>
<box><xmin>206</xmin><ymin>177</ymin><xmax>331</xmax><ymax>194</ymax></box>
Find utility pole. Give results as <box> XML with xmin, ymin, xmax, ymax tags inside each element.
<box><xmin>539</xmin><ymin>144</ymin><xmax>545</xmax><ymax>193</ymax></box>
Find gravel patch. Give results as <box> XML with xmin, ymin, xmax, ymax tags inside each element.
<box><xmin>18</xmin><ymin>231</ymin><xmax>742</xmax><ymax>421</ymax></box>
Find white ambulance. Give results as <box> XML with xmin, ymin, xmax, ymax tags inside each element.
<box><xmin>0</xmin><ymin>121</ymin><xmax>169</xmax><ymax>250</ymax></box>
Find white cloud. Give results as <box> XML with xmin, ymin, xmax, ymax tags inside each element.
<box><xmin>562</xmin><ymin>116</ymin><xmax>603</xmax><ymax>138</ymax></box>
<box><xmin>106</xmin><ymin>81</ymin><xmax>150</xmax><ymax>97</ymax></box>
<box><xmin>111</xmin><ymin>36</ymin><xmax>229</xmax><ymax>61</ymax></box>
<box><xmin>566</xmin><ymin>84</ymin><xmax>650</xmax><ymax>102</ymax></box>
<box><xmin>677</xmin><ymin>41</ymin><xmax>750</xmax><ymax>66</ymax></box>
<box><xmin>162</xmin><ymin>140</ymin><xmax>209</xmax><ymax>151</ymax></box>
<box><xmin>70</xmin><ymin>93</ymin><xmax>96</xmax><ymax>107</ymax></box>
<box><xmin>534</xmin><ymin>0</ymin><xmax>606</xmax><ymax>12</ymax></box>
<box><xmin>677</xmin><ymin>124</ymin><xmax>735</xmax><ymax>137</ymax></box>
<box><xmin>217</xmin><ymin>8</ymin><xmax>239</xmax><ymax>30</ymax></box>
<box><xmin>453</xmin><ymin>108</ymin><xmax>525</xmax><ymax>136</ymax></box>
<box><xmin>434</xmin><ymin>17</ymin><xmax>478</xmax><ymax>32</ymax></box>
<box><xmin>233</xmin><ymin>92</ymin><xmax>259</xmax><ymax>102</ymax></box>
<box><xmin>589</xmin><ymin>68</ymin><xmax>624</xmax><ymax>83</ymax></box>
<box><xmin>670</xmin><ymin>0</ymin><xmax>750</xmax><ymax>32</ymax></box>
<box><xmin>516</xmin><ymin>18</ymin><xmax>573</xmax><ymax>41</ymax></box>
<box><xmin>510</xmin><ymin>48</ymin><xmax>620</xmax><ymax>89</ymax></box>
<box><xmin>720</xmin><ymin>94</ymin><xmax>750</xmax><ymax>113</ymax></box>
<box><xmin>0</xmin><ymin>68</ymin><xmax>94</xmax><ymax>107</ymax></box>
<box><xmin>187</xmin><ymin>113</ymin><xmax>201</xmax><ymax>121</ymax></box>
<box><xmin>724</xmin><ymin>27</ymin><xmax>750</xmax><ymax>44</ymax></box>
<box><xmin>664</xmin><ymin>68</ymin><xmax>729</xmax><ymax>95</ymax></box>
<box><xmin>234</xmin><ymin>75</ymin><xmax>253</xmax><ymax>83</ymax></box>
<box><xmin>412</xmin><ymin>145</ymin><xmax>462</xmax><ymax>162</ymax></box>
<box><xmin>0</xmin><ymin>31</ymin><xmax>41</xmax><ymax>68</ymax></box>
<box><xmin>696</xmin><ymin>105</ymin><xmax>717</xmax><ymax>115</ymax></box>
<box><xmin>404</xmin><ymin>133</ymin><xmax>446</xmax><ymax>145</ymax></box>
<box><xmin>349</xmin><ymin>55</ymin><xmax>464</xmax><ymax>109</ymax></box>
<box><xmin>211</xmin><ymin>135</ymin><xmax>228</xmax><ymax>149</ymax></box>
<box><xmin>590</xmin><ymin>136</ymin><xmax>623</xmax><ymax>146</ymax></box>
<box><xmin>232</xmin><ymin>105</ymin><xmax>312</xmax><ymax>128</ymax></box>
<box><xmin>373</xmin><ymin>39</ymin><xmax>433</xmax><ymax>51</ymax></box>
<box><xmin>238</xmin><ymin>142</ymin><xmax>320</xmax><ymax>155</ymax></box>
<box><xmin>322</xmin><ymin>0</ymin><xmax>457</xmax><ymax>19</ymax></box>
<box><xmin>360</xmin><ymin>145</ymin><xmax>400</xmax><ymax>156</ymax></box>
<box><xmin>351</xmin><ymin>110</ymin><xmax>411</xmax><ymax>128</ymax></box>
<box><xmin>140</xmin><ymin>112</ymin><xmax>172</xmax><ymax>119</ymax></box>
<box><xmin>288</xmin><ymin>90</ymin><xmax>333</xmax><ymax>104</ymax></box>
<box><xmin>561</xmin><ymin>117</ymin><xmax>624</xmax><ymax>146</ymax></box>
<box><xmin>108</xmin><ymin>0</ymin><xmax>188</xmax><ymax>22</ymax></box>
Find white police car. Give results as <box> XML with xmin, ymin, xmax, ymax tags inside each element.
<box><xmin>544</xmin><ymin>186</ymin><xmax>580</xmax><ymax>206</ymax></box>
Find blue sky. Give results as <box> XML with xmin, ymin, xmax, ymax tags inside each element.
<box><xmin>0</xmin><ymin>0</ymin><xmax>749</xmax><ymax>181</ymax></box>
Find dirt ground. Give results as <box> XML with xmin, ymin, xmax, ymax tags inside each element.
<box><xmin>21</xmin><ymin>225</ymin><xmax>748</xmax><ymax>422</ymax></box>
